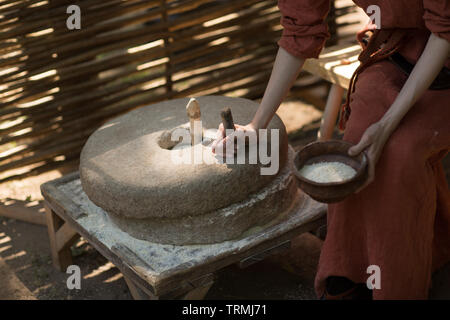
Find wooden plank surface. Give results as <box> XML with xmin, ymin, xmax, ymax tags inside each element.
<box><xmin>55</xmin><ymin>220</ymin><xmax>79</xmax><ymax>252</ymax></box>
<box><xmin>303</xmin><ymin>44</ymin><xmax>361</xmax><ymax>89</ymax></box>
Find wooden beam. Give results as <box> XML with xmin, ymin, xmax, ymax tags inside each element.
<box><xmin>318</xmin><ymin>84</ymin><xmax>345</xmax><ymax>141</ymax></box>
<box><xmin>55</xmin><ymin>220</ymin><xmax>79</xmax><ymax>252</ymax></box>
<box><xmin>45</xmin><ymin>203</ymin><xmax>74</xmax><ymax>271</ymax></box>
<box><xmin>0</xmin><ymin>199</ymin><xmax>46</xmax><ymax>226</ymax></box>
<box><xmin>303</xmin><ymin>44</ymin><xmax>361</xmax><ymax>89</ymax></box>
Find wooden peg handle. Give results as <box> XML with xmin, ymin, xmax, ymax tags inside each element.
<box><xmin>220</xmin><ymin>107</ymin><xmax>235</xmax><ymax>131</ymax></box>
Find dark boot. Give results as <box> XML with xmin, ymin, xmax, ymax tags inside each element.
<box><xmin>322</xmin><ymin>276</ymin><xmax>372</xmax><ymax>300</ymax></box>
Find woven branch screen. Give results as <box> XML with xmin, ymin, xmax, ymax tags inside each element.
<box><xmin>0</xmin><ymin>0</ymin><xmax>358</xmax><ymax>183</ymax></box>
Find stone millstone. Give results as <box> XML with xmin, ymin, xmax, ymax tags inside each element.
<box><xmin>80</xmin><ymin>96</ymin><xmax>288</xmax><ymax>218</ymax></box>
<box><xmin>106</xmin><ymin>148</ymin><xmax>299</xmax><ymax>245</ymax></box>
<box><xmin>80</xmin><ymin>96</ymin><xmax>296</xmax><ymax>244</ymax></box>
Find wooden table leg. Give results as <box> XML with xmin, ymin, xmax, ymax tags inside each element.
<box><xmin>124</xmin><ymin>276</ymin><xmax>154</xmax><ymax>300</ymax></box>
<box><xmin>318</xmin><ymin>84</ymin><xmax>345</xmax><ymax>141</ymax></box>
<box><xmin>156</xmin><ymin>273</ymin><xmax>215</xmax><ymax>300</ymax></box>
<box><xmin>45</xmin><ymin>202</ymin><xmax>80</xmax><ymax>271</ymax></box>
<box><xmin>178</xmin><ymin>273</ymin><xmax>215</xmax><ymax>300</ymax></box>
<box><xmin>181</xmin><ymin>281</ymin><xmax>214</xmax><ymax>300</ymax></box>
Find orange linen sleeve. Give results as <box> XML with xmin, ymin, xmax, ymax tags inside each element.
<box><xmin>423</xmin><ymin>0</ymin><xmax>450</xmax><ymax>42</ymax></box>
<box><xmin>277</xmin><ymin>0</ymin><xmax>331</xmax><ymax>59</ymax></box>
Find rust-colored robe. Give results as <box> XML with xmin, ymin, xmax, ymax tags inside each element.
<box><xmin>278</xmin><ymin>0</ymin><xmax>450</xmax><ymax>299</ymax></box>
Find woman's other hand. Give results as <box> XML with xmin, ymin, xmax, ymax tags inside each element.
<box><xmin>348</xmin><ymin>120</ymin><xmax>392</xmax><ymax>192</ymax></box>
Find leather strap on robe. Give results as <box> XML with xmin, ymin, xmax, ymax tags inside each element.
<box><xmin>339</xmin><ymin>26</ymin><xmax>412</xmax><ymax>130</ymax></box>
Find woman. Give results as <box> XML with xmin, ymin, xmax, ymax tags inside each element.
<box><xmin>212</xmin><ymin>0</ymin><xmax>450</xmax><ymax>299</ymax></box>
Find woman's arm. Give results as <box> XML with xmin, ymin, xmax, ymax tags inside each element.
<box><xmin>212</xmin><ymin>47</ymin><xmax>304</xmax><ymax>154</ymax></box>
<box><xmin>372</xmin><ymin>33</ymin><xmax>449</xmax><ymax>135</ymax></box>
<box><xmin>349</xmin><ymin>33</ymin><xmax>450</xmax><ymax>191</ymax></box>
<box><xmin>251</xmin><ymin>47</ymin><xmax>305</xmax><ymax>130</ymax></box>
<box><xmin>212</xmin><ymin>0</ymin><xmax>330</xmax><ymax>155</ymax></box>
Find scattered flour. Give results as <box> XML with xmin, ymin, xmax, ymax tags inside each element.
<box><xmin>299</xmin><ymin>161</ymin><xmax>356</xmax><ymax>183</ymax></box>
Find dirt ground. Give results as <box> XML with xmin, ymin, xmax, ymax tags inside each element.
<box><xmin>1</xmin><ymin>97</ymin><xmax>450</xmax><ymax>300</ymax></box>
<box><xmin>0</xmin><ymin>215</ymin><xmax>323</xmax><ymax>300</ymax></box>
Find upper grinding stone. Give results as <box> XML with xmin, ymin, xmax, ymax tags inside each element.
<box><xmin>79</xmin><ymin>96</ymin><xmax>288</xmax><ymax>219</ymax></box>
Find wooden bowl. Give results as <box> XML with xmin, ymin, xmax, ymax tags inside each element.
<box><xmin>293</xmin><ymin>140</ymin><xmax>368</xmax><ymax>203</ymax></box>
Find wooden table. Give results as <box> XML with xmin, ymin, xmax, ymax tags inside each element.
<box><xmin>41</xmin><ymin>172</ymin><xmax>326</xmax><ymax>300</ymax></box>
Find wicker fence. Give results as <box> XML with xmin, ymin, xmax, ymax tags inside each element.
<box><xmin>0</xmin><ymin>0</ymin><xmax>357</xmax><ymax>183</ymax></box>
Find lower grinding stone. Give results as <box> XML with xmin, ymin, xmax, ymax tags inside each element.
<box><xmin>108</xmin><ymin>148</ymin><xmax>299</xmax><ymax>245</ymax></box>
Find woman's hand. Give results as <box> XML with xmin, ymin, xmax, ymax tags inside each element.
<box><xmin>347</xmin><ymin>34</ymin><xmax>450</xmax><ymax>193</ymax></box>
<box><xmin>348</xmin><ymin>120</ymin><xmax>393</xmax><ymax>192</ymax></box>
<box><xmin>211</xmin><ymin>123</ymin><xmax>257</xmax><ymax>157</ymax></box>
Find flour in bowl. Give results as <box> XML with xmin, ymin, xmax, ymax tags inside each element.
<box><xmin>299</xmin><ymin>161</ymin><xmax>356</xmax><ymax>183</ymax></box>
